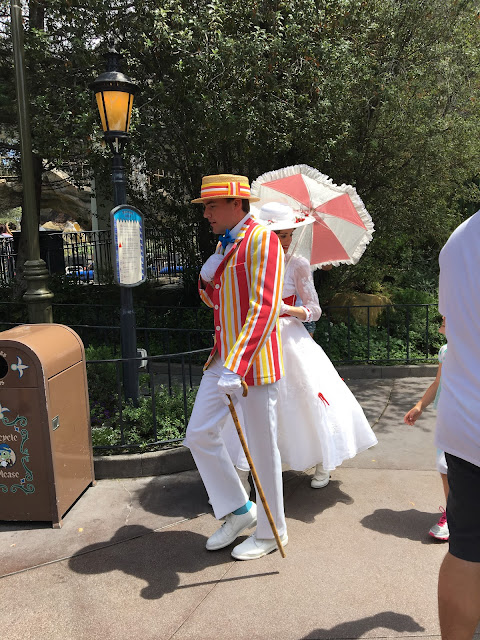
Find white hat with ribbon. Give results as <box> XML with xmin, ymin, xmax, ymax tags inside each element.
<box><xmin>254</xmin><ymin>202</ymin><xmax>315</xmax><ymax>230</ymax></box>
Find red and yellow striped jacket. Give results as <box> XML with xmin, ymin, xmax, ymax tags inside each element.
<box><xmin>199</xmin><ymin>217</ymin><xmax>284</xmax><ymax>386</ymax></box>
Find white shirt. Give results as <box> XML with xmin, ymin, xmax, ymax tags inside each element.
<box><xmin>435</xmin><ymin>210</ymin><xmax>480</xmax><ymax>467</ymax></box>
<box><xmin>222</xmin><ymin>213</ymin><xmax>250</xmax><ymax>253</ymax></box>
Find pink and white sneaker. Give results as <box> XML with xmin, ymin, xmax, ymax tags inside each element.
<box><xmin>429</xmin><ymin>506</ymin><xmax>449</xmax><ymax>541</ymax></box>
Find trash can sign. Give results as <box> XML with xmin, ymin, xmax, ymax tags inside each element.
<box><xmin>0</xmin><ymin>409</ymin><xmax>32</xmax><ymax>492</ymax></box>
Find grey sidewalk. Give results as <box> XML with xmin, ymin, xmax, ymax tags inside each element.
<box><xmin>1</xmin><ymin>376</ymin><xmax>478</xmax><ymax>640</ymax></box>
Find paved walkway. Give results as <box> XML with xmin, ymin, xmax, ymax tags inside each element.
<box><xmin>1</xmin><ymin>376</ymin><xmax>479</xmax><ymax>639</ymax></box>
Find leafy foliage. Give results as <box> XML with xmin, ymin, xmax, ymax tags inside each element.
<box><xmin>91</xmin><ymin>385</ymin><xmax>198</xmax><ymax>452</ymax></box>
<box><xmin>85</xmin><ymin>343</ymin><xmax>198</xmax><ymax>452</ymax></box>
<box><xmin>317</xmin><ymin>292</ymin><xmax>445</xmax><ymax>363</ymax></box>
<box><xmin>2</xmin><ymin>1</ymin><xmax>480</xmax><ymax>295</ymax></box>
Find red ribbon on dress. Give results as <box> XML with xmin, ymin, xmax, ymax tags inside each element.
<box><xmin>318</xmin><ymin>392</ymin><xmax>329</xmax><ymax>406</ymax></box>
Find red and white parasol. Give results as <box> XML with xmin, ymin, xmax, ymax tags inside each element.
<box><xmin>251</xmin><ymin>164</ymin><xmax>374</xmax><ymax>269</ymax></box>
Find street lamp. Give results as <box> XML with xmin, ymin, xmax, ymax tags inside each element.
<box><xmin>91</xmin><ymin>51</ymin><xmax>139</xmax><ymax>404</ymax></box>
<box><xmin>91</xmin><ymin>51</ymin><xmax>138</xmax><ymax>206</ymax></box>
<box><xmin>91</xmin><ymin>50</ymin><xmax>137</xmax><ymax>155</ymax></box>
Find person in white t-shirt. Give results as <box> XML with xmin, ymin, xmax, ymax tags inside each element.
<box><xmin>435</xmin><ymin>210</ymin><xmax>480</xmax><ymax>640</ymax></box>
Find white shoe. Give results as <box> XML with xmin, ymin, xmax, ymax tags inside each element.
<box><xmin>311</xmin><ymin>465</ymin><xmax>330</xmax><ymax>489</ymax></box>
<box><xmin>206</xmin><ymin>503</ymin><xmax>257</xmax><ymax>551</ymax></box>
<box><xmin>428</xmin><ymin>506</ymin><xmax>449</xmax><ymax>541</ymax></box>
<box><xmin>236</xmin><ymin>467</ymin><xmax>251</xmax><ymax>496</ymax></box>
<box><xmin>231</xmin><ymin>531</ymin><xmax>288</xmax><ymax>560</ymax></box>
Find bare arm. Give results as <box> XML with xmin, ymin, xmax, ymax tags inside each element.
<box><xmin>283</xmin><ymin>304</ymin><xmax>308</xmax><ymax>321</ymax></box>
<box><xmin>404</xmin><ymin>363</ymin><xmax>442</xmax><ymax>425</ymax></box>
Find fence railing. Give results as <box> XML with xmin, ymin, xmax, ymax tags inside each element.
<box><xmin>0</xmin><ymin>227</ymin><xmax>200</xmax><ymax>285</ymax></box>
<box><xmin>0</xmin><ymin>238</ymin><xmax>15</xmax><ymax>285</ymax></box>
<box><xmin>316</xmin><ymin>302</ymin><xmax>442</xmax><ymax>364</ymax></box>
<box><xmin>87</xmin><ymin>348</ymin><xmax>209</xmax><ymax>453</ymax></box>
<box><xmin>0</xmin><ymin>301</ymin><xmax>442</xmax><ymax>365</ymax></box>
<box><xmin>0</xmin><ymin>300</ymin><xmax>442</xmax><ymax>453</ymax></box>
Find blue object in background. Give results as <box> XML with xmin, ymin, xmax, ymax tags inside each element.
<box><xmin>66</xmin><ymin>265</ymin><xmax>94</xmax><ymax>281</ymax></box>
<box><xmin>159</xmin><ymin>265</ymin><xmax>183</xmax><ymax>274</ymax></box>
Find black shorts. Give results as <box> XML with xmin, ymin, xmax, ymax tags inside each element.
<box><xmin>303</xmin><ymin>320</ymin><xmax>316</xmax><ymax>335</ymax></box>
<box><xmin>445</xmin><ymin>452</ymin><xmax>480</xmax><ymax>562</ymax></box>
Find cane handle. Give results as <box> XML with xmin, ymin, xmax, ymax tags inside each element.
<box><xmin>241</xmin><ymin>380</ymin><xmax>248</xmax><ymax>397</ymax></box>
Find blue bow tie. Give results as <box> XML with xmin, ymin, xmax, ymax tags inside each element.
<box><xmin>219</xmin><ymin>229</ymin><xmax>236</xmax><ymax>249</ymax></box>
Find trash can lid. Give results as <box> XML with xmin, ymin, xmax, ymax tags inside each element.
<box><xmin>0</xmin><ymin>324</ymin><xmax>84</xmax><ymax>380</ymax></box>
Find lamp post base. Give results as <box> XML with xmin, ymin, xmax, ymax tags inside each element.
<box><xmin>22</xmin><ymin>259</ymin><xmax>54</xmax><ymax>323</ymax></box>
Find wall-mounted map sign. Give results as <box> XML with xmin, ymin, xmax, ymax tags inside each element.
<box><xmin>110</xmin><ymin>205</ymin><xmax>146</xmax><ymax>287</ymax></box>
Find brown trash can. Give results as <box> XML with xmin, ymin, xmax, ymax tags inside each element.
<box><xmin>0</xmin><ymin>324</ymin><xmax>95</xmax><ymax>528</ymax></box>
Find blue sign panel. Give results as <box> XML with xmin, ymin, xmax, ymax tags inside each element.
<box><xmin>111</xmin><ymin>205</ymin><xmax>146</xmax><ymax>287</ymax></box>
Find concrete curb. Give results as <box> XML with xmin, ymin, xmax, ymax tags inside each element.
<box><xmin>94</xmin><ymin>446</ymin><xmax>195</xmax><ymax>480</ymax></box>
<box><xmin>337</xmin><ymin>363</ymin><xmax>438</xmax><ymax>379</ymax></box>
<box><xmin>93</xmin><ymin>364</ymin><xmax>438</xmax><ymax>479</ymax></box>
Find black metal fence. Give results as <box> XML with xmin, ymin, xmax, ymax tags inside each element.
<box><xmin>0</xmin><ymin>301</ymin><xmax>442</xmax><ymax>365</ymax></box>
<box><xmin>87</xmin><ymin>348</ymin><xmax>209</xmax><ymax>453</ymax></box>
<box><xmin>0</xmin><ymin>300</ymin><xmax>443</xmax><ymax>453</ymax></box>
<box><xmin>0</xmin><ymin>227</ymin><xmax>199</xmax><ymax>285</ymax></box>
<box><xmin>0</xmin><ymin>238</ymin><xmax>15</xmax><ymax>285</ymax></box>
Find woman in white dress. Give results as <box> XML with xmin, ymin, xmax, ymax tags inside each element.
<box><xmin>223</xmin><ymin>202</ymin><xmax>377</xmax><ymax>488</ymax></box>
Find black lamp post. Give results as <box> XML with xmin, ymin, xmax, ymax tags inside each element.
<box><xmin>10</xmin><ymin>0</ymin><xmax>53</xmax><ymax>323</ymax></box>
<box><xmin>91</xmin><ymin>51</ymin><xmax>139</xmax><ymax>404</ymax></box>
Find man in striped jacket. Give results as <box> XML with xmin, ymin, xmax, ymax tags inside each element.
<box><xmin>184</xmin><ymin>174</ymin><xmax>287</xmax><ymax>560</ymax></box>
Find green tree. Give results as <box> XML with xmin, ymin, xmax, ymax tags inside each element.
<box><xmin>1</xmin><ymin>0</ymin><xmax>480</xmax><ymax>298</ymax></box>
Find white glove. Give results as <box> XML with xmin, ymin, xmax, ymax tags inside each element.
<box><xmin>200</xmin><ymin>254</ymin><xmax>224</xmax><ymax>284</ymax></box>
<box><xmin>218</xmin><ymin>367</ymin><xmax>243</xmax><ymax>404</ymax></box>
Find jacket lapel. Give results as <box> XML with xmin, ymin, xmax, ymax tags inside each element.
<box><xmin>213</xmin><ymin>217</ymin><xmax>254</xmax><ymax>281</ymax></box>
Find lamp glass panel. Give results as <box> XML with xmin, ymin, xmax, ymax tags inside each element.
<box><xmin>95</xmin><ymin>93</ymin><xmax>108</xmax><ymax>131</ymax></box>
<box><xmin>96</xmin><ymin>90</ymin><xmax>133</xmax><ymax>132</ymax></box>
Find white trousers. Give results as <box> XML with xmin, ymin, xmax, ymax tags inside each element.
<box><xmin>184</xmin><ymin>356</ymin><xmax>286</xmax><ymax>538</ymax></box>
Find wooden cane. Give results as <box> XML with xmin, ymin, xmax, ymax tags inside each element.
<box><xmin>226</xmin><ymin>381</ymin><xmax>286</xmax><ymax>558</ymax></box>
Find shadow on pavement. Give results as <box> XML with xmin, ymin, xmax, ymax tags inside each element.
<box><xmin>69</xmin><ymin>524</ymin><xmax>235</xmax><ymax>599</ymax></box>
<box><xmin>348</xmin><ymin>379</ymin><xmax>394</xmax><ymax>428</ymax></box>
<box><xmin>0</xmin><ymin>520</ymin><xmax>52</xmax><ymax>532</ymax></box>
<box><xmin>135</xmin><ymin>469</ymin><xmax>353</xmax><ymax>527</ymax></box>
<box><xmin>285</xmin><ymin>477</ymin><xmax>354</xmax><ymax>524</ymax></box>
<box><xmin>136</xmin><ymin>470</ymin><xmax>210</xmax><ymax>519</ymax></box>
<box><xmin>300</xmin><ymin>611</ymin><xmax>425</xmax><ymax>638</ymax></box>
<box><xmin>373</xmin><ymin>378</ymin><xmax>433</xmax><ymax>436</ymax></box>
<box><xmin>360</xmin><ymin>508</ymin><xmax>448</xmax><ymax>544</ymax></box>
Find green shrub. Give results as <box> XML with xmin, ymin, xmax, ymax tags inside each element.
<box><xmin>315</xmin><ymin>311</ymin><xmax>444</xmax><ymax>364</ymax></box>
<box><xmin>85</xmin><ymin>344</ymin><xmax>120</xmax><ymax>422</ymax></box>
<box><xmin>85</xmin><ymin>343</ymin><xmax>199</xmax><ymax>452</ymax></box>
<box><xmin>91</xmin><ymin>383</ymin><xmax>198</xmax><ymax>453</ymax></box>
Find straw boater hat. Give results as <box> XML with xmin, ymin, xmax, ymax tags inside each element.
<box><xmin>255</xmin><ymin>202</ymin><xmax>315</xmax><ymax>230</ymax></box>
<box><xmin>191</xmin><ymin>174</ymin><xmax>260</xmax><ymax>204</ymax></box>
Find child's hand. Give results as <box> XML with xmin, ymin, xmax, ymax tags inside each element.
<box><xmin>404</xmin><ymin>406</ymin><xmax>422</xmax><ymax>425</ymax></box>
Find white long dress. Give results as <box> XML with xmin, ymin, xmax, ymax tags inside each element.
<box><xmin>275</xmin><ymin>255</ymin><xmax>377</xmax><ymax>471</ymax></box>
<box><xmin>223</xmin><ymin>255</ymin><xmax>377</xmax><ymax>472</ymax></box>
